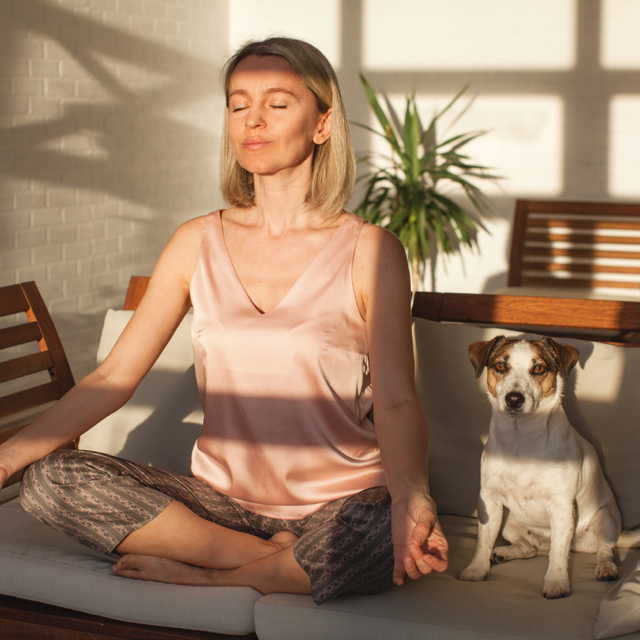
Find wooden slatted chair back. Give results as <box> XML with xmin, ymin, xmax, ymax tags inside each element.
<box><xmin>508</xmin><ymin>199</ymin><xmax>640</xmax><ymax>295</ymax></box>
<box><xmin>0</xmin><ymin>281</ymin><xmax>76</xmax><ymax>484</ymax></box>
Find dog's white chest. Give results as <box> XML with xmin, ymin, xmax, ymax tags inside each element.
<box><xmin>483</xmin><ymin>451</ymin><xmax>557</xmax><ymax>526</ymax></box>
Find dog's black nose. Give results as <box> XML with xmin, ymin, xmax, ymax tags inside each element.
<box><xmin>505</xmin><ymin>391</ymin><xmax>525</xmax><ymax>410</ymax></box>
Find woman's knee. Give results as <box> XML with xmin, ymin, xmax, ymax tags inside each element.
<box><xmin>19</xmin><ymin>449</ymin><xmax>108</xmax><ymax>516</ymax></box>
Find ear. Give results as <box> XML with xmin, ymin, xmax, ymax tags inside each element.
<box><xmin>542</xmin><ymin>337</ymin><xmax>579</xmax><ymax>376</ymax></box>
<box><xmin>313</xmin><ymin>108</ymin><xmax>332</xmax><ymax>145</ymax></box>
<box><xmin>468</xmin><ymin>336</ymin><xmax>506</xmax><ymax>378</ymax></box>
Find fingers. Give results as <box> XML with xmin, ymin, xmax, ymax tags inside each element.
<box><xmin>406</xmin><ymin>521</ymin><xmax>449</xmax><ymax>574</ymax></box>
<box><xmin>393</xmin><ymin>563</ymin><xmax>405</xmax><ymax>586</ymax></box>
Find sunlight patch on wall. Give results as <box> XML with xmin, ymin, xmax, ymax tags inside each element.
<box><xmin>363</xmin><ymin>0</ymin><xmax>575</xmax><ymax>70</ymax></box>
<box><xmin>601</xmin><ymin>0</ymin><xmax>640</xmax><ymax>68</ymax></box>
<box><xmin>609</xmin><ymin>95</ymin><xmax>640</xmax><ymax>198</ymax></box>
<box><xmin>228</xmin><ymin>0</ymin><xmax>340</xmax><ymax>67</ymax></box>
<box><xmin>366</xmin><ymin>93</ymin><xmax>563</xmax><ymax>196</ymax></box>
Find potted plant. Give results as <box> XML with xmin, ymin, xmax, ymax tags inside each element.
<box><xmin>353</xmin><ymin>75</ymin><xmax>502</xmax><ymax>290</ymax></box>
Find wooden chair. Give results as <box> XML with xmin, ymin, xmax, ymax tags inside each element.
<box><xmin>0</xmin><ymin>281</ymin><xmax>77</xmax><ymax>487</ymax></box>
<box><xmin>508</xmin><ymin>199</ymin><xmax>640</xmax><ymax>294</ymax></box>
<box><xmin>1</xmin><ymin>276</ymin><xmax>640</xmax><ymax>639</ymax></box>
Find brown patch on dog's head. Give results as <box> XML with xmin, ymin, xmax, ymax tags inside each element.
<box><xmin>469</xmin><ymin>336</ymin><xmax>506</xmax><ymax>378</ymax></box>
<box><xmin>537</xmin><ymin>338</ymin><xmax>579</xmax><ymax>377</ymax></box>
<box><xmin>468</xmin><ymin>336</ymin><xmax>521</xmax><ymax>389</ymax></box>
<box><xmin>529</xmin><ymin>338</ymin><xmax>579</xmax><ymax>397</ymax></box>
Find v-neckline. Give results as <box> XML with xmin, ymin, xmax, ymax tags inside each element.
<box><xmin>216</xmin><ymin>209</ymin><xmax>353</xmax><ymax>317</ymax></box>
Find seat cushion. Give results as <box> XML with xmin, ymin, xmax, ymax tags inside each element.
<box><xmin>255</xmin><ymin>515</ymin><xmax>640</xmax><ymax>640</ymax></box>
<box><xmin>0</xmin><ymin>499</ymin><xmax>259</xmax><ymax>635</ymax></box>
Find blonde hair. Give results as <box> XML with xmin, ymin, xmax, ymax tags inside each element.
<box><xmin>221</xmin><ymin>37</ymin><xmax>355</xmax><ymax>218</ymax></box>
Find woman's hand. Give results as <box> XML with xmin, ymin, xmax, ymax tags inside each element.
<box><xmin>390</xmin><ymin>491</ymin><xmax>448</xmax><ymax>586</ymax></box>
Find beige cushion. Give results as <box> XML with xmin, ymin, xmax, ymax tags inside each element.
<box><xmin>0</xmin><ymin>499</ymin><xmax>259</xmax><ymax>634</ymax></box>
<box><xmin>79</xmin><ymin>310</ymin><xmax>202</xmax><ymax>474</ymax></box>
<box><xmin>255</xmin><ymin>514</ymin><xmax>640</xmax><ymax>640</ymax></box>
<box><xmin>594</xmin><ymin>555</ymin><xmax>640</xmax><ymax>639</ymax></box>
<box><xmin>413</xmin><ymin>319</ymin><xmax>640</xmax><ymax>529</ymax></box>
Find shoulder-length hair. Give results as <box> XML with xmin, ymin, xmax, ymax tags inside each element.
<box><xmin>221</xmin><ymin>37</ymin><xmax>356</xmax><ymax>219</ymax></box>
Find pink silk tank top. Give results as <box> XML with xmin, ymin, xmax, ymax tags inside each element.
<box><xmin>188</xmin><ymin>210</ymin><xmax>387</xmax><ymax>519</ymax></box>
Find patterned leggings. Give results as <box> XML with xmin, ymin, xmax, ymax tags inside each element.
<box><xmin>19</xmin><ymin>449</ymin><xmax>395</xmax><ymax>605</ymax></box>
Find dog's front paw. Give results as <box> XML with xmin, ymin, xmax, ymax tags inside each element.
<box><xmin>543</xmin><ymin>577</ymin><xmax>571</xmax><ymax>599</ymax></box>
<box><xmin>459</xmin><ymin>564</ymin><xmax>489</xmax><ymax>582</ymax></box>
<box><xmin>595</xmin><ymin>560</ymin><xmax>619</xmax><ymax>582</ymax></box>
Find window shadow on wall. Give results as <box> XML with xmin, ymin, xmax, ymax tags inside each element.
<box><xmin>1</xmin><ymin>0</ymin><xmax>222</xmax><ymax>217</ymax></box>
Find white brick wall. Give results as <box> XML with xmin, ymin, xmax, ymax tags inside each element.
<box><xmin>1</xmin><ymin>0</ymin><xmax>228</xmax><ymax>320</ymax></box>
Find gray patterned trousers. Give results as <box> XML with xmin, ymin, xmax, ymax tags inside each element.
<box><xmin>19</xmin><ymin>449</ymin><xmax>395</xmax><ymax>604</ymax></box>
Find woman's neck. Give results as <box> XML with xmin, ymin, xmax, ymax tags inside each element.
<box><xmin>250</xmin><ymin>157</ymin><xmax>327</xmax><ymax>234</ymax></box>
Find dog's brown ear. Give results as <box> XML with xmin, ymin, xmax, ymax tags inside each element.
<box><xmin>469</xmin><ymin>336</ymin><xmax>506</xmax><ymax>378</ymax></box>
<box><xmin>541</xmin><ymin>337</ymin><xmax>579</xmax><ymax>376</ymax></box>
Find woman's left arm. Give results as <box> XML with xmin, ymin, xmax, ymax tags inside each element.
<box><xmin>353</xmin><ymin>222</ymin><xmax>449</xmax><ymax>586</ymax></box>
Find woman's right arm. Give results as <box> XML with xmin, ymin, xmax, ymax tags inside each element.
<box><xmin>0</xmin><ymin>216</ymin><xmax>206</xmax><ymax>486</ymax></box>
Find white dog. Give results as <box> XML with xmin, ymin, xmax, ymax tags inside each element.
<box><xmin>459</xmin><ymin>336</ymin><xmax>639</xmax><ymax>598</ymax></box>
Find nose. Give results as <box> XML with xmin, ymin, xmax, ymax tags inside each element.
<box><xmin>505</xmin><ymin>391</ymin><xmax>525</xmax><ymax>411</ymax></box>
<box><xmin>245</xmin><ymin>106</ymin><xmax>265</xmax><ymax>129</ymax></box>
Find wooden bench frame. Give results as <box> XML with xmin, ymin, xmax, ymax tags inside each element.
<box><xmin>1</xmin><ymin>276</ymin><xmax>640</xmax><ymax>639</ymax></box>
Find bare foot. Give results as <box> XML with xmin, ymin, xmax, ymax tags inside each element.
<box><xmin>112</xmin><ymin>554</ymin><xmax>215</xmax><ymax>585</ymax></box>
<box><xmin>112</xmin><ymin>532</ymin><xmax>300</xmax><ymax>584</ymax></box>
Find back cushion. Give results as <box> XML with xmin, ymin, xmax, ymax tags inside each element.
<box><xmin>79</xmin><ymin>310</ymin><xmax>202</xmax><ymax>475</ymax></box>
<box><xmin>413</xmin><ymin>318</ymin><xmax>640</xmax><ymax>529</ymax></box>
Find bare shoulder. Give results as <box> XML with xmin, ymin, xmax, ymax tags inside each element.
<box><xmin>351</xmin><ymin>217</ymin><xmax>411</xmax><ymax>318</ymax></box>
<box><xmin>165</xmin><ymin>211</ymin><xmax>216</xmax><ymax>284</ymax></box>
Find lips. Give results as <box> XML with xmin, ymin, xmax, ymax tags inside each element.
<box><xmin>242</xmin><ymin>139</ymin><xmax>271</xmax><ymax>150</ymax></box>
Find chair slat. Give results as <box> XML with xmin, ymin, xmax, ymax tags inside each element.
<box><xmin>524</xmin><ymin>247</ymin><xmax>640</xmax><ymax>260</ymax></box>
<box><xmin>519</xmin><ymin>200</ymin><xmax>640</xmax><ymax>216</ymax></box>
<box><xmin>528</xmin><ymin>219</ymin><xmax>640</xmax><ymax>231</ymax></box>
<box><xmin>526</xmin><ymin>232</ymin><xmax>640</xmax><ymax>245</ymax></box>
<box><xmin>20</xmin><ymin>281</ymin><xmax>75</xmax><ymax>396</ymax></box>
<box><xmin>0</xmin><ymin>323</ymin><xmax>42</xmax><ymax>349</ymax></box>
<box><xmin>524</xmin><ymin>263</ymin><xmax>640</xmax><ymax>275</ymax></box>
<box><xmin>0</xmin><ymin>382</ymin><xmax>61</xmax><ymax>420</ymax></box>
<box><xmin>521</xmin><ymin>276</ymin><xmax>640</xmax><ymax>290</ymax></box>
<box><xmin>0</xmin><ymin>351</ymin><xmax>54</xmax><ymax>384</ymax></box>
<box><xmin>0</xmin><ymin>285</ymin><xmax>29</xmax><ymax>317</ymax></box>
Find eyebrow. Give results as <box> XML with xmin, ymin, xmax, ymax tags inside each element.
<box><xmin>227</xmin><ymin>87</ymin><xmax>300</xmax><ymax>100</ymax></box>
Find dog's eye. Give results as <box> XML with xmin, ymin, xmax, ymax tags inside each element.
<box><xmin>531</xmin><ymin>363</ymin><xmax>547</xmax><ymax>375</ymax></box>
<box><xmin>493</xmin><ymin>361</ymin><xmax>508</xmax><ymax>374</ymax></box>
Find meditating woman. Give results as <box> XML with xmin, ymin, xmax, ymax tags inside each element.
<box><xmin>0</xmin><ymin>37</ymin><xmax>448</xmax><ymax>604</ymax></box>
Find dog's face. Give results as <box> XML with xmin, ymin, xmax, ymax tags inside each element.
<box><xmin>468</xmin><ymin>337</ymin><xmax>579</xmax><ymax>415</ymax></box>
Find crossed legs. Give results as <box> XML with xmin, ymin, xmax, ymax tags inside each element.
<box><xmin>112</xmin><ymin>499</ymin><xmax>312</xmax><ymax>595</ymax></box>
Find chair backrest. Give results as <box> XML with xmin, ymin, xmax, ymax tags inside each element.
<box><xmin>508</xmin><ymin>199</ymin><xmax>640</xmax><ymax>294</ymax></box>
<box><xmin>0</xmin><ymin>282</ymin><xmax>76</xmax><ymax>484</ymax></box>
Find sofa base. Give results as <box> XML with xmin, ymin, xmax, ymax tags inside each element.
<box><xmin>0</xmin><ymin>594</ymin><xmax>257</xmax><ymax>640</ymax></box>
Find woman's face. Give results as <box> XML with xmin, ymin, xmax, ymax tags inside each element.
<box><xmin>227</xmin><ymin>54</ymin><xmax>331</xmax><ymax>177</ymax></box>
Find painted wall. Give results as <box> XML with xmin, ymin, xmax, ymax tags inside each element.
<box><xmin>1</xmin><ymin>0</ymin><xmax>228</xmax><ymax>312</ymax></box>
